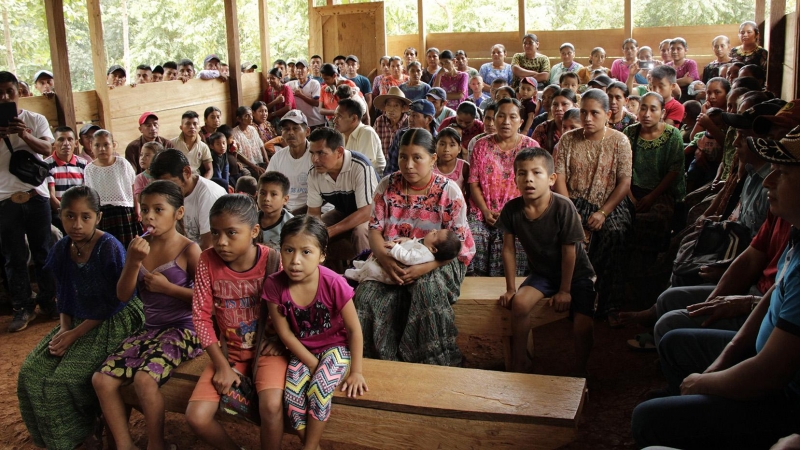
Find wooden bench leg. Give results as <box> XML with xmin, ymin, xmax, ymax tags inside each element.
<box><xmin>502</xmin><ymin>336</ymin><xmax>512</xmax><ymax>371</ymax></box>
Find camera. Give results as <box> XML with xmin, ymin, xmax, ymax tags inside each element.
<box><xmin>639</xmin><ymin>61</ymin><xmax>654</xmax><ymax>70</ymax></box>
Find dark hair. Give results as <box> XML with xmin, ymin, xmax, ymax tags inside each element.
<box><xmin>497</xmin><ymin>86</ymin><xmax>516</xmax><ymax>99</ymax></box>
<box><xmin>651</xmin><ymin>65</ymin><xmax>677</xmax><ymax>84</ymax></box>
<box><xmin>236</xmin><ymin>176</ymin><xmax>258</xmax><ymax>196</ymax></box>
<box><xmin>522</xmin><ymin>33</ymin><xmax>538</xmax><ymax>43</ymax></box>
<box><xmin>400</xmin><ymin>128</ymin><xmax>435</xmax><ymax>155</ymax></box>
<box><xmin>740</xmin><ymin>64</ymin><xmax>766</xmax><ymax>82</ymax></box>
<box><xmin>163</xmin><ymin>61</ymin><xmax>178</xmax><ymax>70</ymax></box>
<box><xmin>152</xmin><ymin>65</ymin><xmax>164</xmax><ymax>74</ymax></box>
<box><xmin>140</xmin><ymin>180</ymin><xmax>184</xmax><ymax>210</ymax></box>
<box><xmin>311</xmin><ymin>54</ymin><xmax>322</xmax><ymax>60</ymax></box>
<box><xmin>622</xmin><ymin>38</ymin><xmax>638</xmax><ymax>49</ymax></box>
<box><xmin>210</xmin><ymin>194</ymin><xmax>259</xmax><ymax>227</ymax></box>
<box><xmin>514</xmin><ymin>147</ymin><xmax>555</xmax><ymax>175</ymax></box>
<box><xmin>236</xmin><ymin>106</ymin><xmax>252</xmax><ymax>120</ymax></box>
<box><xmin>707</xmin><ymin>77</ymin><xmax>732</xmax><ymax>93</ymax></box>
<box><xmin>149</xmin><ymin>149</ymin><xmax>190</xmax><ymax>180</ymax></box>
<box><xmin>251</xmin><ymin>100</ymin><xmax>268</xmax><ymax>113</ymax></box>
<box><xmin>320</xmin><ymin>63</ymin><xmax>338</xmax><ymax>76</ymax></box>
<box><xmin>141</xmin><ymin>141</ymin><xmax>165</xmax><ymax>157</ymax></box>
<box><xmin>483</xmin><ymin>101</ymin><xmax>499</xmax><ymax>114</ymax></box>
<box><xmin>669</xmin><ymin>37</ymin><xmax>688</xmax><ymax>49</ymax></box>
<box><xmin>436</xmin><ymin>127</ymin><xmax>462</xmax><ymax>146</ymax></box>
<box><xmin>490</xmin><ymin>78</ymin><xmax>508</xmax><ymax>87</ymax></box>
<box><xmin>258</xmin><ymin>171</ymin><xmax>290</xmax><ymax>195</ymax></box>
<box><xmin>559</xmin><ymin>72</ymin><xmax>579</xmax><ymax>84</ymax></box>
<box><xmin>333</xmin><ymin>55</ymin><xmax>346</xmax><ymax>62</ymax></box>
<box><xmin>628</xmin><ymin>95</ymin><xmax>641</xmax><ymax>103</ymax></box>
<box><xmin>606</xmin><ymin>81</ymin><xmax>629</xmax><ymax>97</ymax></box>
<box><xmin>181</xmin><ymin>110</ymin><xmax>200</xmax><ymax>121</ymax></box>
<box><xmin>136</xmin><ymin>64</ymin><xmax>152</xmax><ymax>71</ymax></box>
<box><xmin>496</xmin><ymin>97</ymin><xmax>524</xmax><ymax>117</ymax></box>
<box><xmin>0</xmin><ymin>71</ymin><xmax>19</xmax><ymax>86</ymax></box>
<box><xmin>552</xmin><ymin>88</ymin><xmax>578</xmax><ymax>105</ymax></box>
<box><xmin>740</xmin><ymin>90</ymin><xmax>772</xmax><ymax>106</ymax></box>
<box><xmin>404</xmin><ymin>47</ymin><xmax>418</xmax><ymax>56</ymax></box>
<box><xmin>268</xmin><ymin>67</ymin><xmax>283</xmax><ymax>79</ymax></box>
<box><xmin>456</xmin><ymin>101</ymin><xmax>479</xmax><ymax>118</ymax></box>
<box><xmin>432</xmin><ymin>230</ymin><xmax>462</xmax><ymax>261</ymax></box>
<box><xmin>280</xmin><ymin>215</ymin><xmax>329</xmax><ymax>254</ymax></box>
<box><xmin>204</xmin><ymin>106</ymin><xmax>221</xmax><ymax>120</ymax></box>
<box><xmin>730</xmin><ymin>61</ymin><xmax>745</xmax><ymax>70</ymax></box>
<box><xmin>217</xmin><ymin>124</ymin><xmax>233</xmax><ymax>140</ymax></box>
<box><xmin>337</xmin><ymin>98</ymin><xmax>363</xmax><ymax>120</ymax></box>
<box><xmin>642</xmin><ymin>91</ymin><xmax>665</xmax><ymax>109</ymax></box>
<box><xmin>178</xmin><ymin>59</ymin><xmax>194</xmax><ymax>68</ymax></box>
<box><xmin>683</xmin><ymin>99</ymin><xmax>702</xmax><ymax>117</ymax></box>
<box><xmin>563</xmin><ymin>108</ymin><xmax>581</xmax><ymax>123</ymax></box>
<box><xmin>308</xmin><ymin>127</ymin><xmax>345</xmax><ymax>152</ymax></box>
<box><xmin>440</xmin><ymin>50</ymin><xmax>454</xmax><ymax>60</ymax></box>
<box><xmin>208</xmin><ymin>132</ymin><xmax>226</xmax><ymax>147</ymax></box>
<box><xmin>407</xmin><ymin>61</ymin><xmax>422</xmax><ymax>72</ymax></box>
<box><xmin>732</xmin><ymin>76</ymin><xmax>761</xmax><ymax>91</ymax></box>
<box><xmin>273</xmin><ymin>59</ymin><xmax>286</xmax><ymax>66</ymax></box>
<box><xmin>581</xmin><ymin>88</ymin><xmax>610</xmax><ymax>112</ymax></box>
<box><xmin>54</xmin><ymin>126</ymin><xmax>75</xmax><ymax>136</ymax></box>
<box><xmin>61</xmin><ymin>185</ymin><xmax>101</xmax><ymax>213</ymax></box>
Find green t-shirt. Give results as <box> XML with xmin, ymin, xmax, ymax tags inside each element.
<box><xmin>624</xmin><ymin>123</ymin><xmax>687</xmax><ymax>202</ymax></box>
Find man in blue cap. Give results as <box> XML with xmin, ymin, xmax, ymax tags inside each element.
<box><xmin>426</xmin><ymin>87</ymin><xmax>455</xmax><ymax>125</ymax></box>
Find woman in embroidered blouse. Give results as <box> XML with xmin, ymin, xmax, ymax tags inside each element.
<box><xmin>730</xmin><ymin>21</ymin><xmax>768</xmax><ymax>70</ymax></box>
<box><xmin>532</xmin><ymin>87</ymin><xmax>576</xmax><ymax>154</ymax></box>
<box><xmin>251</xmin><ymin>101</ymin><xmax>277</xmax><ymax>152</ymax></box>
<box><xmin>433</xmin><ymin>50</ymin><xmax>468</xmax><ymax>110</ymax></box>
<box><xmin>354</xmin><ymin>128</ymin><xmax>475</xmax><ymax>367</ymax></box>
<box><xmin>623</xmin><ymin>92</ymin><xmax>685</xmax><ymax>269</ymax></box>
<box><xmin>511</xmin><ymin>33</ymin><xmax>550</xmax><ymax>88</ymax></box>
<box><xmin>479</xmin><ymin>44</ymin><xmax>513</xmax><ymax>92</ymax></box>
<box><xmin>231</xmin><ymin>106</ymin><xmax>269</xmax><ymax>177</ymax></box>
<box><xmin>607</xmin><ymin>81</ymin><xmax>637</xmax><ymax>132</ymax></box>
<box><xmin>468</xmin><ymin>98</ymin><xmax>539</xmax><ymax>276</ymax></box>
<box><xmin>554</xmin><ymin>89</ymin><xmax>633</xmax><ymax>321</ymax></box>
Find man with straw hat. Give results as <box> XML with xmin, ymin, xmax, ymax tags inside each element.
<box><xmin>373</xmin><ymin>86</ymin><xmax>411</xmax><ymax>159</ymax></box>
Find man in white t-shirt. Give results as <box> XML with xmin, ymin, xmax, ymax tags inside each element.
<box><xmin>149</xmin><ymin>149</ymin><xmax>225</xmax><ymax>250</ymax></box>
<box><xmin>286</xmin><ymin>59</ymin><xmax>326</xmax><ymax>128</ymax></box>
<box><xmin>333</xmin><ymin>98</ymin><xmax>385</xmax><ymax>173</ymax></box>
<box><xmin>0</xmin><ymin>71</ymin><xmax>57</xmax><ymax>332</ymax></box>
<box><xmin>307</xmin><ymin>127</ymin><xmax>378</xmax><ymax>269</ymax></box>
<box><xmin>268</xmin><ymin>110</ymin><xmax>314</xmax><ymax>214</ymax></box>
<box><xmin>171</xmin><ymin>110</ymin><xmax>213</xmax><ymax>178</ymax></box>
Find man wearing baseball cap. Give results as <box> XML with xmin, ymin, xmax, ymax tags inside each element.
<box><xmin>198</xmin><ymin>54</ymin><xmax>228</xmax><ymax>81</ymax></box>
<box><xmin>124</xmin><ymin>112</ymin><xmax>175</xmax><ymax>173</ymax></box>
<box><xmin>344</xmin><ymin>55</ymin><xmax>373</xmax><ymax>112</ymax></box>
<box><xmin>427</xmin><ymin>87</ymin><xmax>456</xmax><ymax>125</ymax></box>
<box><xmin>78</xmin><ymin>123</ymin><xmax>101</xmax><ymax>161</ymax></box>
<box><xmin>268</xmin><ymin>110</ymin><xmax>320</xmax><ymax>214</ymax></box>
<box><xmin>286</xmin><ymin>59</ymin><xmax>326</xmax><ymax>129</ymax></box>
<box><xmin>384</xmin><ymin>99</ymin><xmax>438</xmax><ymax>175</ymax></box>
<box><xmin>106</xmin><ymin>65</ymin><xmax>126</xmax><ymax>88</ymax></box>
<box><xmin>633</xmin><ymin>124</ymin><xmax>800</xmax><ymax>449</ymax></box>
<box><xmin>33</xmin><ymin>70</ymin><xmax>54</xmax><ymax>96</ymax></box>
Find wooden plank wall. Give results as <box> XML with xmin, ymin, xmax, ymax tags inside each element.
<box><xmin>387</xmin><ymin>24</ymin><xmax>740</xmax><ymax>71</ymax></box>
<box><xmin>781</xmin><ymin>11</ymin><xmax>798</xmax><ymax>100</ymax></box>
<box><xmin>308</xmin><ymin>2</ymin><xmax>387</xmax><ymax>76</ymax></box>
<box><xmin>19</xmin><ymin>90</ymin><xmax>99</xmax><ymax>130</ymax></box>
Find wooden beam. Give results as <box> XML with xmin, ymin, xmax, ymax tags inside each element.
<box><xmin>308</xmin><ymin>0</ymin><xmax>323</xmax><ymax>60</ymax></box>
<box><xmin>797</xmin><ymin>0</ymin><xmax>800</xmax><ymax>99</ymax></box>
<box><xmin>624</xmin><ymin>0</ymin><xmax>632</xmax><ymax>38</ymax></box>
<box><xmin>224</xmin><ymin>0</ymin><xmax>243</xmax><ymax>124</ymax></box>
<box><xmin>86</xmin><ymin>0</ymin><xmax>112</xmax><ymax>131</ymax></box>
<box><xmin>417</xmin><ymin>0</ymin><xmax>426</xmax><ymax>54</ymax></box>
<box><xmin>518</xmin><ymin>0</ymin><xmax>526</xmax><ymax>39</ymax></box>
<box><xmin>766</xmin><ymin>0</ymin><xmax>786</xmax><ymax>97</ymax></box>
<box><xmin>44</xmin><ymin>0</ymin><xmax>76</xmax><ymax>131</ymax></box>
<box><xmin>258</xmin><ymin>0</ymin><xmax>271</xmax><ymax>85</ymax></box>
<box><xmin>756</xmin><ymin>0</ymin><xmax>766</xmax><ymax>42</ymax></box>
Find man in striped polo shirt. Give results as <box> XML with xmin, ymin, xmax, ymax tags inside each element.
<box><xmin>44</xmin><ymin>126</ymin><xmax>87</xmax><ymax>231</ymax></box>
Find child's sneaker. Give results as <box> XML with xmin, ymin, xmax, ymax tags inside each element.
<box><xmin>8</xmin><ymin>309</ymin><xmax>37</xmax><ymax>332</ymax></box>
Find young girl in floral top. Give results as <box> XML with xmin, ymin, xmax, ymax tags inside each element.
<box><xmin>434</xmin><ymin>128</ymin><xmax>470</xmax><ymax>198</ymax></box>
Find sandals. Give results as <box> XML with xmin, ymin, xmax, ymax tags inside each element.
<box><xmin>627</xmin><ymin>332</ymin><xmax>656</xmax><ymax>351</ymax></box>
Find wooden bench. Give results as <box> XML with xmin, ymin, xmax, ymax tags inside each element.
<box><xmin>121</xmin><ymin>355</ymin><xmax>586</xmax><ymax>449</ymax></box>
<box><xmin>454</xmin><ymin>277</ymin><xmax>569</xmax><ymax>370</ymax></box>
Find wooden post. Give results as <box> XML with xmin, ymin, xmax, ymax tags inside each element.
<box><xmin>417</xmin><ymin>0</ymin><xmax>426</xmax><ymax>54</ymax></box>
<box><xmin>755</xmin><ymin>0</ymin><xmax>766</xmax><ymax>43</ymax></box>
<box><xmin>258</xmin><ymin>0</ymin><xmax>271</xmax><ymax>83</ymax></box>
<box><xmin>44</xmin><ymin>0</ymin><xmax>76</xmax><ymax>131</ymax></box>
<box><xmin>518</xmin><ymin>0</ymin><xmax>526</xmax><ymax>39</ymax></box>
<box><xmin>766</xmin><ymin>0</ymin><xmax>786</xmax><ymax>97</ymax></box>
<box><xmin>224</xmin><ymin>0</ymin><xmax>243</xmax><ymax>124</ymax></box>
<box><xmin>796</xmin><ymin>0</ymin><xmax>800</xmax><ymax>98</ymax></box>
<box><xmin>624</xmin><ymin>0</ymin><xmax>632</xmax><ymax>38</ymax></box>
<box><xmin>86</xmin><ymin>0</ymin><xmax>112</xmax><ymax>131</ymax></box>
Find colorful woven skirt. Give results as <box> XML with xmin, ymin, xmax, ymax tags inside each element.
<box><xmin>466</xmin><ymin>214</ymin><xmax>529</xmax><ymax>277</ymax></box>
<box><xmin>17</xmin><ymin>298</ymin><xmax>144</xmax><ymax>450</ymax></box>
<box><xmin>99</xmin><ymin>205</ymin><xmax>142</xmax><ymax>249</ymax></box>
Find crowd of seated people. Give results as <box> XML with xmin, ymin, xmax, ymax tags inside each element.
<box><xmin>7</xmin><ymin>16</ymin><xmax>800</xmax><ymax>449</ymax></box>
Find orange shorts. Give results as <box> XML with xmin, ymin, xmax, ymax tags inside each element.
<box><xmin>188</xmin><ymin>352</ymin><xmax>289</xmax><ymax>403</ymax></box>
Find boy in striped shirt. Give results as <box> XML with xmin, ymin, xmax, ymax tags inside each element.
<box><xmin>45</xmin><ymin>126</ymin><xmax>87</xmax><ymax>230</ymax></box>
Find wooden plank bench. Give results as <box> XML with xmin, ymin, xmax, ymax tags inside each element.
<box><xmin>454</xmin><ymin>277</ymin><xmax>569</xmax><ymax>370</ymax></box>
<box><xmin>121</xmin><ymin>355</ymin><xmax>586</xmax><ymax>449</ymax></box>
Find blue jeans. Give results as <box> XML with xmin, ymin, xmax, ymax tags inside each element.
<box><xmin>632</xmin><ymin>329</ymin><xmax>800</xmax><ymax>449</ymax></box>
<box><xmin>0</xmin><ymin>195</ymin><xmax>55</xmax><ymax>311</ymax></box>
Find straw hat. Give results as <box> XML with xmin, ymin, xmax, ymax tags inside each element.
<box><xmin>374</xmin><ymin>86</ymin><xmax>411</xmax><ymax>111</ymax></box>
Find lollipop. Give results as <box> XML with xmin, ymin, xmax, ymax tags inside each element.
<box><xmin>141</xmin><ymin>225</ymin><xmax>155</xmax><ymax>238</ymax></box>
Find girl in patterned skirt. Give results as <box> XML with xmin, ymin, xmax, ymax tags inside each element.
<box><xmin>17</xmin><ymin>186</ymin><xmax>145</xmax><ymax>450</ymax></box>
<box><xmin>93</xmin><ymin>181</ymin><xmax>203</xmax><ymax>450</ymax></box>
<box><xmin>84</xmin><ymin>129</ymin><xmax>142</xmax><ymax>248</ymax></box>
<box><xmin>263</xmin><ymin>215</ymin><xmax>367</xmax><ymax>450</ymax></box>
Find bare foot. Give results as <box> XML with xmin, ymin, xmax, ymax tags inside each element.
<box><xmin>618</xmin><ymin>308</ymin><xmax>656</xmax><ymax>327</ymax></box>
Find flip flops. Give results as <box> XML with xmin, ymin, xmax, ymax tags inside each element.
<box><xmin>627</xmin><ymin>332</ymin><xmax>656</xmax><ymax>351</ymax></box>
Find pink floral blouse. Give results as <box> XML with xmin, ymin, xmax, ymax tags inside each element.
<box><xmin>370</xmin><ymin>172</ymin><xmax>475</xmax><ymax>265</ymax></box>
<box><xmin>467</xmin><ymin>134</ymin><xmax>539</xmax><ymax>221</ymax></box>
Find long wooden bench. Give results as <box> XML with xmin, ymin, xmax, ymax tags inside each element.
<box><xmin>121</xmin><ymin>354</ymin><xmax>586</xmax><ymax>449</ymax></box>
<box><xmin>454</xmin><ymin>277</ymin><xmax>569</xmax><ymax>370</ymax></box>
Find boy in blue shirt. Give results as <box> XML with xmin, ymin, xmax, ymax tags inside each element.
<box><xmin>498</xmin><ymin>147</ymin><xmax>596</xmax><ymax>375</ymax></box>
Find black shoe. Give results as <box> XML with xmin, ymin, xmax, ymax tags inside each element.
<box><xmin>8</xmin><ymin>309</ymin><xmax>37</xmax><ymax>332</ymax></box>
